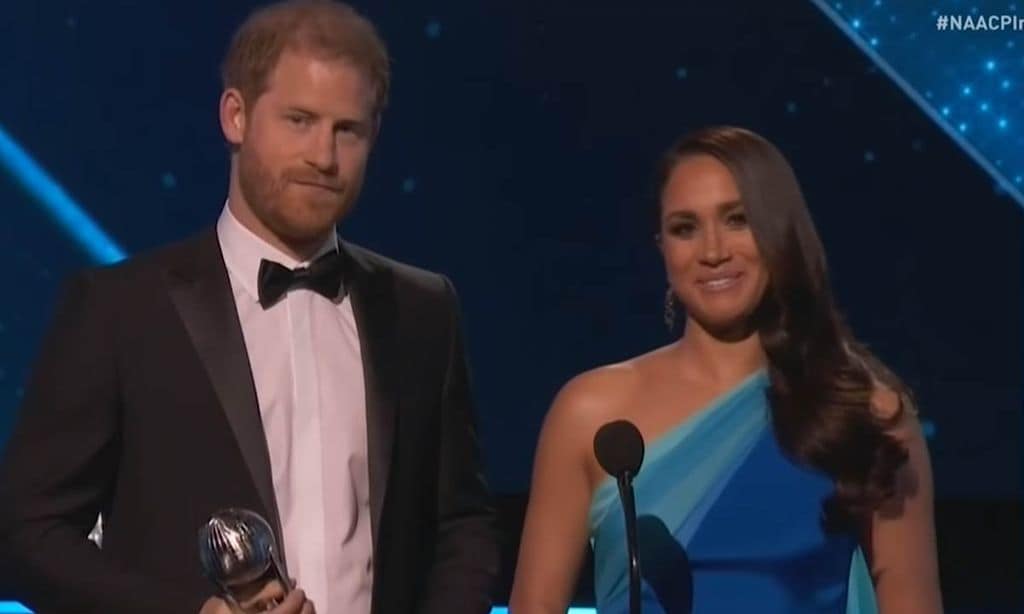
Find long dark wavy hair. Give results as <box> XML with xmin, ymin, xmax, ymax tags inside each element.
<box><xmin>658</xmin><ymin>126</ymin><xmax>909</xmax><ymax>531</ymax></box>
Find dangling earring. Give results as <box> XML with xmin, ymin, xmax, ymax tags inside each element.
<box><xmin>663</xmin><ymin>287</ymin><xmax>677</xmax><ymax>332</ymax></box>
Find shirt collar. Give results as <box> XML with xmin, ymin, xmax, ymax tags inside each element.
<box><xmin>216</xmin><ymin>200</ymin><xmax>339</xmax><ymax>303</ymax></box>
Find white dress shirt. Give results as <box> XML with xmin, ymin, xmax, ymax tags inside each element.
<box><xmin>216</xmin><ymin>203</ymin><xmax>373</xmax><ymax>614</ymax></box>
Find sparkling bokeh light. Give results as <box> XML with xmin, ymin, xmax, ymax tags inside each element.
<box><xmin>810</xmin><ymin>1</ymin><xmax>1024</xmax><ymax>205</ymax></box>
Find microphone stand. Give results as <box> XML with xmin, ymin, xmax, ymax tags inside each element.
<box><xmin>616</xmin><ymin>469</ymin><xmax>641</xmax><ymax>614</ymax></box>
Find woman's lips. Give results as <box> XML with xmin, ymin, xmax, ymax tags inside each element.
<box><xmin>697</xmin><ymin>271</ymin><xmax>744</xmax><ymax>292</ymax></box>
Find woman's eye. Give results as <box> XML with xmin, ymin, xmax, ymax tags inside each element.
<box><xmin>669</xmin><ymin>222</ymin><xmax>696</xmax><ymax>237</ymax></box>
<box><xmin>726</xmin><ymin>212</ymin><xmax>748</xmax><ymax>227</ymax></box>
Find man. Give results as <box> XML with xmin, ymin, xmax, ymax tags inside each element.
<box><xmin>0</xmin><ymin>2</ymin><xmax>498</xmax><ymax>613</ymax></box>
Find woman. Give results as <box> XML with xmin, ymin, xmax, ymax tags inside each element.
<box><xmin>509</xmin><ymin>126</ymin><xmax>941</xmax><ymax>613</ymax></box>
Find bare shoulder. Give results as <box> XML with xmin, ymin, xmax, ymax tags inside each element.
<box><xmin>869</xmin><ymin>381</ymin><xmax>925</xmax><ymax>448</ymax></box>
<box><xmin>537</xmin><ymin>358</ymin><xmax>652</xmax><ymax>489</ymax></box>
<box><xmin>548</xmin><ymin>360</ymin><xmax>643</xmax><ymax>429</ymax></box>
<box><xmin>545</xmin><ymin>350</ymin><xmax>670</xmax><ymax>439</ymax></box>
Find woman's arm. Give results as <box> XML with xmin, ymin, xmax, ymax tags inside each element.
<box><xmin>510</xmin><ymin>373</ymin><xmax>615</xmax><ymax>614</ymax></box>
<box><xmin>866</xmin><ymin>388</ymin><xmax>943</xmax><ymax>614</ymax></box>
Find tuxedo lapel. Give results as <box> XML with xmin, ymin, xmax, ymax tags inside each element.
<box><xmin>342</xmin><ymin>241</ymin><xmax>399</xmax><ymax>545</ymax></box>
<box><xmin>163</xmin><ymin>229</ymin><xmax>285</xmax><ymax>553</ymax></box>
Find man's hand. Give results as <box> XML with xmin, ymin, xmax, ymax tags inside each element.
<box><xmin>199</xmin><ymin>579</ymin><xmax>315</xmax><ymax>614</ymax></box>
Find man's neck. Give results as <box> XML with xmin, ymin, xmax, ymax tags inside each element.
<box><xmin>226</xmin><ymin>197</ymin><xmax>330</xmax><ymax>263</ymax></box>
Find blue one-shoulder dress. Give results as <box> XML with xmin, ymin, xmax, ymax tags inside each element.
<box><xmin>588</xmin><ymin>370</ymin><xmax>877</xmax><ymax>613</ymax></box>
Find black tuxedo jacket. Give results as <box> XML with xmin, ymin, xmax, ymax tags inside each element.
<box><xmin>0</xmin><ymin>228</ymin><xmax>498</xmax><ymax>614</ymax></box>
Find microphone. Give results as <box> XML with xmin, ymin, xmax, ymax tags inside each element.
<box><xmin>594</xmin><ymin>420</ymin><xmax>645</xmax><ymax>614</ymax></box>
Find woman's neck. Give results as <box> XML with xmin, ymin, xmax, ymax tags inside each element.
<box><xmin>673</xmin><ymin>319</ymin><xmax>767</xmax><ymax>385</ymax></box>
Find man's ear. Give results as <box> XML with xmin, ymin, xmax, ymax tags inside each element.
<box><xmin>220</xmin><ymin>88</ymin><xmax>246</xmax><ymax>146</ymax></box>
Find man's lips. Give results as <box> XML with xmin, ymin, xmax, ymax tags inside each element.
<box><xmin>292</xmin><ymin>179</ymin><xmax>343</xmax><ymax>193</ymax></box>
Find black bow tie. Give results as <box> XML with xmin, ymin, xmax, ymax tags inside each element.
<box><xmin>257</xmin><ymin>249</ymin><xmax>348</xmax><ymax>308</ymax></box>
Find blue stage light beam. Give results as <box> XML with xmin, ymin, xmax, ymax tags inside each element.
<box><xmin>808</xmin><ymin>1</ymin><xmax>1024</xmax><ymax>208</ymax></box>
<box><xmin>491</xmin><ymin>605</ymin><xmax>598</xmax><ymax>609</ymax></box>
<box><xmin>0</xmin><ymin>124</ymin><xmax>126</xmax><ymax>264</ymax></box>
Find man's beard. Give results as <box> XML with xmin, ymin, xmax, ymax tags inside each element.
<box><xmin>236</xmin><ymin>146</ymin><xmax>350</xmax><ymax>243</ymax></box>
